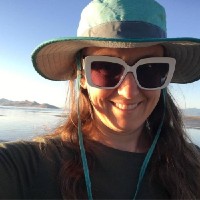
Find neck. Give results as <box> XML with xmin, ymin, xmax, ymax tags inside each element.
<box><xmin>90</xmin><ymin>123</ymin><xmax>151</xmax><ymax>153</ymax></box>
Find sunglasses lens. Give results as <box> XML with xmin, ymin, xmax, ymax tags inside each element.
<box><xmin>91</xmin><ymin>61</ymin><xmax>124</xmax><ymax>87</ymax></box>
<box><xmin>137</xmin><ymin>63</ymin><xmax>169</xmax><ymax>88</ymax></box>
<box><xmin>86</xmin><ymin>56</ymin><xmax>172</xmax><ymax>90</ymax></box>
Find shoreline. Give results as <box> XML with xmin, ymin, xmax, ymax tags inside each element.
<box><xmin>183</xmin><ymin>116</ymin><xmax>200</xmax><ymax>130</ymax></box>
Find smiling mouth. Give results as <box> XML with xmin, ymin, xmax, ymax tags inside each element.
<box><xmin>113</xmin><ymin>102</ymin><xmax>139</xmax><ymax>110</ymax></box>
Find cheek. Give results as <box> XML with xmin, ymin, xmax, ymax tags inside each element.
<box><xmin>86</xmin><ymin>85</ymin><xmax>113</xmax><ymax>107</ymax></box>
<box><xmin>144</xmin><ymin>90</ymin><xmax>161</xmax><ymax>107</ymax></box>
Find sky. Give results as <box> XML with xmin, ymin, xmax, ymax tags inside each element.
<box><xmin>0</xmin><ymin>0</ymin><xmax>200</xmax><ymax>108</ymax></box>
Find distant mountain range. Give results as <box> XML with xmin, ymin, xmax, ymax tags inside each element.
<box><xmin>0</xmin><ymin>98</ymin><xmax>59</xmax><ymax>109</ymax></box>
<box><xmin>0</xmin><ymin>98</ymin><xmax>199</xmax><ymax>115</ymax></box>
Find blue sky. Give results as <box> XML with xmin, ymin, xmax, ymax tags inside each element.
<box><xmin>0</xmin><ymin>0</ymin><xmax>200</xmax><ymax>108</ymax></box>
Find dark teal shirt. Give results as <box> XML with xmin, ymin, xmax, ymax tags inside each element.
<box><xmin>0</xmin><ymin>139</ymin><xmax>169</xmax><ymax>199</ymax></box>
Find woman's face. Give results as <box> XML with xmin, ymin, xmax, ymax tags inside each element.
<box><xmin>81</xmin><ymin>46</ymin><xmax>163</xmax><ymax>135</ymax></box>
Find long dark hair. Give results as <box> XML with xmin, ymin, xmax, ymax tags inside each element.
<box><xmin>42</xmin><ymin>78</ymin><xmax>200</xmax><ymax>199</ymax></box>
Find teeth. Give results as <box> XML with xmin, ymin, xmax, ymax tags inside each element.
<box><xmin>115</xmin><ymin>103</ymin><xmax>138</xmax><ymax>110</ymax></box>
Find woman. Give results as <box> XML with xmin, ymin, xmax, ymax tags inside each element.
<box><xmin>1</xmin><ymin>0</ymin><xmax>200</xmax><ymax>199</ymax></box>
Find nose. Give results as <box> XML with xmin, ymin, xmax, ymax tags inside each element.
<box><xmin>117</xmin><ymin>72</ymin><xmax>140</xmax><ymax>98</ymax></box>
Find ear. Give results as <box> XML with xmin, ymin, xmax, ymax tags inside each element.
<box><xmin>80</xmin><ymin>74</ymin><xmax>87</xmax><ymax>89</ymax></box>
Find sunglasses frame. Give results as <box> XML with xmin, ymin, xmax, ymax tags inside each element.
<box><xmin>83</xmin><ymin>56</ymin><xmax>176</xmax><ymax>90</ymax></box>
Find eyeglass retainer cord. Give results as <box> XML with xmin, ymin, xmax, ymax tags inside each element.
<box><xmin>76</xmin><ymin>53</ymin><xmax>167</xmax><ymax>200</ymax></box>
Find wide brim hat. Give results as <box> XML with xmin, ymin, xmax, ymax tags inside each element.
<box><xmin>32</xmin><ymin>0</ymin><xmax>200</xmax><ymax>84</ymax></box>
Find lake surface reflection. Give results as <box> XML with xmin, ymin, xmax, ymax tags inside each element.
<box><xmin>0</xmin><ymin>106</ymin><xmax>200</xmax><ymax>147</ymax></box>
<box><xmin>0</xmin><ymin>106</ymin><xmax>65</xmax><ymax>141</ymax></box>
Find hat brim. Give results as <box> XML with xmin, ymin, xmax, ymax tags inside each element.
<box><xmin>32</xmin><ymin>37</ymin><xmax>200</xmax><ymax>83</ymax></box>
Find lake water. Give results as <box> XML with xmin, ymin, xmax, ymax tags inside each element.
<box><xmin>0</xmin><ymin>106</ymin><xmax>200</xmax><ymax>147</ymax></box>
<box><xmin>0</xmin><ymin>106</ymin><xmax>65</xmax><ymax>141</ymax></box>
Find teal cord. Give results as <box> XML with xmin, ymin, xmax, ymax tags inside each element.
<box><xmin>133</xmin><ymin>88</ymin><xmax>167</xmax><ymax>199</ymax></box>
<box><xmin>76</xmin><ymin>53</ymin><xmax>167</xmax><ymax>200</ymax></box>
<box><xmin>76</xmin><ymin>53</ymin><xmax>93</xmax><ymax>200</ymax></box>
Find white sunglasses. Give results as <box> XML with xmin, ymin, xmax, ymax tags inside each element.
<box><xmin>83</xmin><ymin>56</ymin><xmax>176</xmax><ymax>90</ymax></box>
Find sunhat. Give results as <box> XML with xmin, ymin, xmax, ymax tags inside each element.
<box><xmin>32</xmin><ymin>0</ymin><xmax>200</xmax><ymax>84</ymax></box>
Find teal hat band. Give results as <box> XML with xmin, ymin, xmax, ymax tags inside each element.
<box><xmin>77</xmin><ymin>0</ymin><xmax>167</xmax><ymax>38</ymax></box>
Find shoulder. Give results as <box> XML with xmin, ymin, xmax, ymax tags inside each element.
<box><xmin>0</xmin><ymin>140</ymin><xmax>42</xmax><ymax>165</ymax></box>
<box><xmin>0</xmin><ymin>138</ymin><xmax>74</xmax><ymax>160</ymax></box>
<box><xmin>0</xmin><ymin>138</ymin><xmax>75</xmax><ymax>173</ymax></box>
<box><xmin>0</xmin><ymin>138</ymin><xmax>74</xmax><ymax>198</ymax></box>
